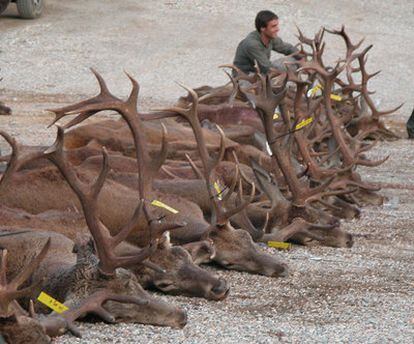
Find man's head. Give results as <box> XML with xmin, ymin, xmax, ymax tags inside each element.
<box><xmin>255</xmin><ymin>10</ymin><xmax>279</xmax><ymax>39</ymax></box>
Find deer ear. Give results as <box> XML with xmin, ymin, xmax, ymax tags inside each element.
<box><xmin>157</xmin><ymin>231</ymin><xmax>171</xmax><ymax>250</ymax></box>
<box><xmin>73</xmin><ymin>234</ymin><xmax>95</xmax><ymax>254</ymax></box>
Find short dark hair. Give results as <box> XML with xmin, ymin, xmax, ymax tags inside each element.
<box><xmin>255</xmin><ymin>10</ymin><xmax>278</xmax><ymax>32</ymax></box>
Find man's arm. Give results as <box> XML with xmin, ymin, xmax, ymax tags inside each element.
<box><xmin>272</xmin><ymin>37</ymin><xmax>298</xmax><ymax>56</ymax></box>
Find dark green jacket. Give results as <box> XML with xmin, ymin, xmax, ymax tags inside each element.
<box><xmin>233</xmin><ymin>31</ymin><xmax>297</xmax><ymax>74</ymax></box>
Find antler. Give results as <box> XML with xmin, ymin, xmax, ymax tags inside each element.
<box><xmin>0</xmin><ymin>238</ymin><xmax>51</xmax><ymax>318</ymax></box>
<box><xmin>47</xmin><ymin>69</ymin><xmax>167</xmax><ymax>198</ymax></box>
<box><xmin>41</xmin><ymin>126</ymin><xmax>172</xmax><ymax>276</ymax></box>
<box><xmin>238</xmin><ymin>71</ymin><xmax>341</xmax><ymax>206</ymax></box>
<box><xmin>157</xmin><ymin>84</ymin><xmax>256</xmax><ymax>232</ymax></box>
<box><xmin>43</xmin><ymin>71</ymin><xmax>186</xmax><ymax>274</ymax></box>
<box><xmin>0</xmin><ymin>131</ymin><xmax>45</xmax><ymax>192</ymax></box>
<box><xmin>33</xmin><ymin>289</ymin><xmax>149</xmax><ymax>338</ymax></box>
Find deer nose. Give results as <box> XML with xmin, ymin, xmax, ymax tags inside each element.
<box><xmin>346</xmin><ymin>238</ymin><xmax>354</xmax><ymax>248</ymax></box>
<box><xmin>271</xmin><ymin>263</ymin><xmax>289</xmax><ymax>278</ymax></box>
<box><xmin>209</xmin><ymin>278</ymin><xmax>230</xmax><ymax>300</ymax></box>
<box><xmin>170</xmin><ymin>309</ymin><xmax>187</xmax><ymax>329</ymax></box>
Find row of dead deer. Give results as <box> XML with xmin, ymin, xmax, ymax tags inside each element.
<box><xmin>0</xmin><ymin>26</ymin><xmax>402</xmax><ymax>343</ymax></box>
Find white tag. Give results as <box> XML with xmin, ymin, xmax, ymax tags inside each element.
<box><xmin>265</xmin><ymin>141</ymin><xmax>273</xmax><ymax>156</ymax></box>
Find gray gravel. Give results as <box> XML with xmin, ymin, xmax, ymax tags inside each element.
<box><xmin>0</xmin><ymin>1</ymin><xmax>413</xmax><ymax>343</ymax></box>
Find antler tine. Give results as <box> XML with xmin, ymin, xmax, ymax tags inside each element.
<box><xmin>176</xmin><ymin>82</ymin><xmax>199</xmax><ymax>113</ymax></box>
<box><xmin>221</xmin><ymin>162</ymin><xmax>240</xmax><ymax>203</ymax></box>
<box><xmin>213</xmin><ymin>125</ymin><xmax>226</xmax><ymax>170</ymax></box>
<box><xmin>234</xmin><ymin>207</ymin><xmax>265</xmax><ymax>242</ymax></box>
<box><xmin>220</xmin><ymin>64</ymin><xmax>259</xmax><ymax>96</ymax></box>
<box><xmin>9</xmin><ymin>238</ymin><xmax>50</xmax><ymax>290</ymax></box>
<box><xmin>163</xmin><ymin>83</ymin><xmax>221</xmax><ymax>179</ymax></box>
<box><xmin>231</xmin><ymin>151</ymin><xmax>257</xmax><ymax>194</ymax></box>
<box><xmin>48</xmin><ymin>71</ymin><xmax>153</xmax><ymax>200</ymax></box>
<box><xmin>47</xmin><ymin>68</ymin><xmax>121</xmax><ymax>128</ymax></box>
<box><xmin>239</xmin><ymin>73</ymin><xmax>287</xmax><ymax>123</ymax></box>
<box><xmin>222</xmin><ymin>179</ymin><xmax>256</xmax><ymax>220</ymax></box>
<box><xmin>149</xmin><ymin>123</ymin><xmax>169</xmax><ymax>174</ymax></box>
<box><xmin>315</xmin><ymin>26</ymin><xmax>325</xmax><ymax>47</ymax></box>
<box><xmin>112</xmin><ymin>200</ymin><xmax>144</xmax><ymax>248</ymax></box>
<box><xmin>305</xmin><ymin>186</ymin><xmax>358</xmax><ymax>206</ymax></box>
<box><xmin>325</xmin><ymin>25</ymin><xmax>365</xmax><ymax>57</ymax></box>
<box><xmin>0</xmin><ymin>131</ymin><xmax>45</xmax><ymax>190</ymax></box>
<box><xmin>124</xmin><ymin>70</ymin><xmax>140</xmax><ymax>111</ymax></box>
<box><xmin>228</xmin><ymin>159</ymin><xmax>270</xmax><ymax>238</ymax></box>
<box><xmin>219</xmin><ymin>64</ymin><xmax>247</xmax><ymax>78</ymax></box>
<box><xmin>185</xmin><ymin>153</ymin><xmax>204</xmax><ymax>179</ymax></box>
<box><xmin>221</xmin><ymin>69</ymin><xmax>239</xmax><ymax>105</ymax></box>
<box><xmin>42</xmin><ymin>128</ymin><xmax>158</xmax><ymax>275</ymax></box>
<box><xmin>250</xmin><ymin>159</ymin><xmax>287</xmax><ymax>208</ymax></box>
<box><xmin>90</xmin><ymin>147</ymin><xmax>110</xmax><ymax>200</ymax></box>
<box><xmin>195</xmin><ymin>81</ymin><xmax>232</xmax><ymax>103</ymax></box>
<box><xmin>0</xmin><ymin>239</ymin><xmax>50</xmax><ymax>318</ymax></box>
<box><xmin>69</xmin><ymin>290</ymin><xmax>149</xmax><ymax>320</ymax></box>
<box><xmin>357</xmin><ymin>53</ymin><xmax>404</xmax><ymax>119</ymax></box>
<box><xmin>39</xmin><ymin>289</ymin><xmax>150</xmax><ymax>339</ymax></box>
<box><xmin>357</xmin><ymin>155</ymin><xmax>389</xmax><ymax>167</ymax></box>
<box><xmin>295</xmin><ymin>24</ymin><xmax>315</xmax><ymax>47</ymax></box>
<box><xmin>164</xmin><ymin>81</ymin><xmax>259</xmax><ymax>229</ymax></box>
<box><xmin>142</xmin><ymin>202</ymin><xmax>187</xmax><ymax>245</ymax></box>
<box><xmin>90</xmin><ymin>68</ymin><xmax>112</xmax><ymax>95</ymax></box>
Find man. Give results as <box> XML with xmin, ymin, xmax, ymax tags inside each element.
<box><xmin>233</xmin><ymin>10</ymin><xmax>299</xmax><ymax>75</ymax></box>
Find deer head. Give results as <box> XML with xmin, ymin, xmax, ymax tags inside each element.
<box><xmin>116</xmin><ymin>234</ymin><xmax>229</xmax><ymax>301</ymax></box>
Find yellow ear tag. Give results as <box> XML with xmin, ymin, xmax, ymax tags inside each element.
<box><xmin>330</xmin><ymin>94</ymin><xmax>342</xmax><ymax>101</ymax></box>
<box><xmin>295</xmin><ymin>117</ymin><xmax>313</xmax><ymax>130</ymax></box>
<box><xmin>273</xmin><ymin>112</ymin><xmax>280</xmax><ymax>120</ymax></box>
<box><xmin>267</xmin><ymin>241</ymin><xmax>292</xmax><ymax>250</ymax></box>
<box><xmin>151</xmin><ymin>200</ymin><xmax>179</xmax><ymax>214</ymax></box>
<box><xmin>307</xmin><ymin>83</ymin><xmax>322</xmax><ymax>97</ymax></box>
<box><xmin>213</xmin><ymin>181</ymin><xmax>223</xmax><ymax>200</ymax></box>
<box><xmin>37</xmin><ymin>292</ymin><xmax>69</xmax><ymax>314</ymax></box>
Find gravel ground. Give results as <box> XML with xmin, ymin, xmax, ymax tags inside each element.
<box><xmin>0</xmin><ymin>1</ymin><xmax>413</xmax><ymax>343</ymax></box>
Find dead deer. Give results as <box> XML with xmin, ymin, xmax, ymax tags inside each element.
<box><xmin>0</xmin><ymin>228</ymin><xmax>188</xmax><ymax>330</ymax></box>
<box><xmin>0</xmin><ymin>72</ymin><xmax>229</xmax><ymax>301</ymax></box>
<box><xmin>0</xmin><ymin>130</ymin><xmax>191</xmax><ymax>329</ymax></box>
<box><xmin>158</xmin><ymin>85</ymin><xmax>289</xmax><ymax>277</ymax></box>
<box><xmin>0</xmin><ymin>238</ymin><xmax>154</xmax><ymax>342</ymax></box>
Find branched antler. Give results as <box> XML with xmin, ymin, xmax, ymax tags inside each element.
<box><xmin>0</xmin><ymin>239</ymin><xmax>50</xmax><ymax>318</ymax></box>
<box><xmin>157</xmin><ymin>84</ymin><xmax>257</xmax><ymax>233</ymax></box>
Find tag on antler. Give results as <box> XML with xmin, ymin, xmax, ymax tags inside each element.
<box><xmin>273</xmin><ymin>105</ymin><xmax>281</xmax><ymax>120</ymax></box>
<box><xmin>307</xmin><ymin>83</ymin><xmax>322</xmax><ymax>97</ymax></box>
<box><xmin>295</xmin><ymin>117</ymin><xmax>313</xmax><ymax>130</ymax></box>
<box><xmin>267</xmin><ymin>241</ymin><xmax>292</xmax><ymax>250</ymax></box>
<box><xmin>330</xmin><ymin>94</ymin><xmax>342</xmax><ymax>101</ymax></box>
<box><xmin>265</xmin><ymin>141</ymin><xmax>273</xmax><ymax>156</ymax></box>
<box><xmin>151</xmin><ymin>200</ymin><xmax>179</xmax><ymax>214</ymax></box>
<box><xmin>213</xmin><ymin>181</ymin><xmax>224</xmax><ymax>200</ymax></box>
<box><xmin>37</xmin><ymin>291</ymin><xmax>69</xmax><ymax>314</ymax></box>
